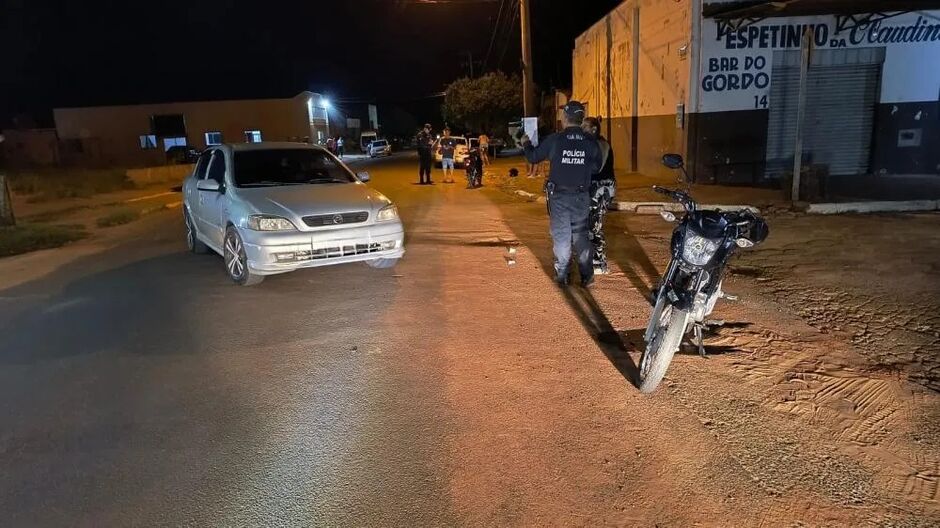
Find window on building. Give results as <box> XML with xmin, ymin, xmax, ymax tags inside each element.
<box><xmin>205</xmin><ymin>131</ymin><xmax>223</xmax><ymax>146</ymax></box>
<box><xmin>139</xmin><ymin>135</ymin><xmax>157</xmax><ymax>149</ymax></box>
<box><xmin>311</xmin><ymin>106</ymin><xmax>328</xmax><ymax>120</ymax></box>
<box><xmin>244</xmin><ymin>130</ymin><xmax>262</xmax><ymax>143</ymax></box>
<box><xmin>163</xmin><ymin>136</ymin><xmax>187</xmax><ymax>151</ymax></box>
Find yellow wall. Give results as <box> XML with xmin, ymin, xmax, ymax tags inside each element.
<box><xmin>573</xmin><ymin>0</ymin><xmax>694</xmax><ymax>176</ymax></box>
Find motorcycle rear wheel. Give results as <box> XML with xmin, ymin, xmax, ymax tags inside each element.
<box><xmin>639</xmin><ymin>305</ymin><xmax>689</xmax><ymax>394</ymax></box>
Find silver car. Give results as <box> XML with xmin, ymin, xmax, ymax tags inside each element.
<box><xmin>183</xmin><ymin>143</ymin><xmax>405</xmax><ymax>285</ymax></box>
<box><xmin>368</xmin><ymin>139</ymin><xmax>391</xmax><ymax>158</ymax></box>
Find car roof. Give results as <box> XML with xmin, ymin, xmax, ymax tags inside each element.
<box><xmin>222</xmin><ymin>142</ymin><xmax>327</xmax><ymax>153</ymax></box>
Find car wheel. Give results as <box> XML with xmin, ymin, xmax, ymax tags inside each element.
<box><xmin>365</xmin><ymin>257</ymin><xmax>400</xmax><ymax>269</ymax></box>
<box><xmin>223</xmin><ymin>226</ymin><xmax>264</xmax><ymax>286</ymax></box>
<box><xmin>185</xmin><ymin>209</ymin><xmax>209</xmax><ymax>254</ymax></box>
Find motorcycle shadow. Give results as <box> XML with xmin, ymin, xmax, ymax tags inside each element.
<box><xmin>621</xmin><ymin>323</ymin><xmax>753</xmax><ymax>357</ymax></box>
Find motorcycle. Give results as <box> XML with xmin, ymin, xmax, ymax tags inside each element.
<box><xmin>639</xmin><ymin>153</ymin><xmax>769</xmax><ymax>394</ymax></box>
<box><xmin>465</xmin><ymin>149</ymin><xmax>484</xmax><ymax>188</ymax></box>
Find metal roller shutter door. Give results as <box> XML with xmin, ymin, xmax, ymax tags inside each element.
<box><xmin>765</xmin><ymin>48</ymin><xmax>884</xmax><ymax>179</ymax></box>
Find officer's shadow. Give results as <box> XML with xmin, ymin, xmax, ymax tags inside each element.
<box><xmin>560</xmin><ymin>285</ymin><xmax>641</xmax><ymax>386</ymax></box>
<box><xmin>491</xmin><ymin>197</ymin><xmax>654</xmax><ymax>388</ymax></box>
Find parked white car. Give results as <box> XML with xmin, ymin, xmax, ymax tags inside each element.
<box><xmin>434</xmin><ymin>136</ymin><xmax>469</xmax><ymax>167</ymax></box>
<box><xmin>182</xmin><ymin>143</ymin><xmax>405</xmax><ymax>285</ymax></box>
<box><xmin>368</xmin><ymin>139</ymin><xmax>391</xmax><ymax>157</ymax></box>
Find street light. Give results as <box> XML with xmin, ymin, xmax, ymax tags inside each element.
<box><xmin>321</xmin><ymin>98</ymin><xmax>331</xmax><ymax>109</ymax></box>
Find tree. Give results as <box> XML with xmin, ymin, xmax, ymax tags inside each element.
<box><xmin>443</xmin><ymin>72</ymin><xmax>523</xmax><ymax>138</ymax></box>
<box><xmin>0</xmin><ymin>174</ymin><xmax>15</xmax><ymax>227</ymax></box>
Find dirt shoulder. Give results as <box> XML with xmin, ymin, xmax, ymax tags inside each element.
<box><xmin>593</xmin><ymin>202</ymin><xmax>940</xmax><ymax>524</ymax></box>
<box><xmin>414</xmin><ymin>172</ymin><xmax>938</xmax><ymax>525</ymax></box>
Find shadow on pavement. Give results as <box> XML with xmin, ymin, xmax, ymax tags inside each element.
<box><xmin>485</xmin><ymin>191</ymin><xmax>640</xmax><ymax>387</ymax></box>
<box><xmin>604</xmin><ymin>218</ymin><xmax>663</xmax><ymax>299</ymax></box>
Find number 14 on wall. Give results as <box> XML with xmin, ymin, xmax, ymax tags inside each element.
<box><xmin>754</xmin><ymin>95</ymin><xmax>768</xmax><ymax>109</ymax></box>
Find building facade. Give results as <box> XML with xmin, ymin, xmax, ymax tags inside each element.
<box><xmin>52</xmin><ymin>91</ymin><xmax>331</xmax><ymax>167</ymax></box>
<box><xmin>573</xmin><ymin>0</ymin><xmax>940</xmax><ymax>194</ymax></box>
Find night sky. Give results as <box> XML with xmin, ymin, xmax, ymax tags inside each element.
<box><xmin>2</xmin><ymin>0</ymin><xmax>621</xmax><ymax>127</ymax></box>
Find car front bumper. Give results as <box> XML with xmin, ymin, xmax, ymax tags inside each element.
<box><xmin>241</xmin><ymin>221</ymin><xmax>405</xmax><ymax>275</ymax></box>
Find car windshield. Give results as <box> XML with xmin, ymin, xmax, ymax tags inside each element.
<box><xmin>373</xmin><ymin>140</ymin><xmax>387</xmax><ymax>146</ymax></box>
<box><xmin>233</xmin><ymin>149</ymin><xmax>356</xmax><ymax>187</ymax></box>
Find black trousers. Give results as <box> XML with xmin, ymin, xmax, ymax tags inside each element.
<box><xmin>418</xmin><ymin>152</ymin><xmax>433</xmax><ymax>183</ymax></box>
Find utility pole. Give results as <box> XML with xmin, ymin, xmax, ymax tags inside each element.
<box><xmin>791</xmin><ymin>26</ymin><xmax>812</xmax><ymax>202</ymax></box>
<box><xmin>520</xmin><ymin>0</ymin><xmax>536</xmax><ymax>116</ymax></box>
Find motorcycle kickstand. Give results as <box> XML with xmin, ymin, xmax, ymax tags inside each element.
<box><xmin>693</xmin><ymin>324</ymin><xmax>707</xmax><ymax>358</ymax></box>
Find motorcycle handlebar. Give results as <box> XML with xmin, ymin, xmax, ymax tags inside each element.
<box><xmin>652</xmin><ymin>186</ymin><xmax>696</xmax><ymax>212</ymax></box>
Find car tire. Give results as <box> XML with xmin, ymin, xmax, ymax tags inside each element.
<box><xmin>365</xmin><ymin>258</ymin><xmax>400</xmax><ymax>269</ymax></box>
<box><xmin>185</xmin><ymin>209</ymin><xmax>209</xmax><ymax>254</ymax></box>
<box><xmin>223</xmin><ymin>226</ymin><xmax>264</xmax><ymax>286</ymax></box>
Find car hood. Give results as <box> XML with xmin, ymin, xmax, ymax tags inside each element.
<box><xmin>237</xmin><ymin>183</ymin><xmax>391</xmax><ymax>219</ymax></box>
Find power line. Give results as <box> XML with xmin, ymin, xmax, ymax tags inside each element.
<box><xmin>497</xmin><ymin>0</ymin><xmax>520</xmax><ymax>71</ymax></box>
<box><xmin>482</xmin><ymin>0</ymin><xmax>507</xmax><ymax>72</ymax></box>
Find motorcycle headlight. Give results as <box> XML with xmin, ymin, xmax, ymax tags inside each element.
<box><xmin>247</xmin><ymin>215</ymin><xmax>296</xmax><ymax>231</ymax></box>
<box><xmin>682</xmin><ymin>232</ymin><xmax>720</xmax><ymax>266</ymax></box>
<box><xmin>376</xmin><ymin>204</ymin><xmax>399</xmax><ymax>222</ymax></box>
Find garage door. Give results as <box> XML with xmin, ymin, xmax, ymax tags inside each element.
<box><xmin>765</xmin><ymin>47</ymin><xmax>885</xmax><ymax>179</ymax></box>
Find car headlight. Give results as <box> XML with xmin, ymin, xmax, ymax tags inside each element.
<box><xmin>682</xmin><ymin>232</ymin><xmax>720</xmax><ymax>266</ymax></box>
<box><xmin>247</xmin><ymin>215</ymin><xmax>296</xmax><ymax>231</ymax></box>
<box><xmin>376</xmin><ymin>204</ymin><xmax>399</xmax><ymax>222</ymax></box>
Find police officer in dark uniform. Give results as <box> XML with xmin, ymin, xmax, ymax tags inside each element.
<box><xmin>522</xmin><ymin>101</ymin><xmax>602</xmax><ymax>288</ymax></box>
<box><xmin>415</xmin><ymin>123</ymin><xmax>434</xmax><ymax>185</ymax></box>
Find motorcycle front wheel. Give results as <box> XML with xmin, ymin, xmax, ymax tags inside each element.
<box><xmin>639</xmin><ymin>304</ymin><xmax>689</xmax><ymax>394</ymax></box>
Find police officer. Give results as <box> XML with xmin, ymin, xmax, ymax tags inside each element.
<box><xmin>415</xmin><ymin>123</ymin><xmax>434</xmax><ymax>185</ymax></box>
<box><xmin>522</xmin><ymin>101</ymin><xmax>601</xmax><ymax>288</ymax></box>
<box><xmin>582</xmin><ymin>116</ymin><xmax>616</xmax><ymax>275</ymax></box>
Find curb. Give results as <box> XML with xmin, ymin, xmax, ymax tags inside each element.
<box><xmin>612</xmin><ymin>201</ymin><xmax>761</xmax><ymax>214</ymax></box>
<box><xmin>514</xmin><ymin>190</ymin><xmax>547</xmax><ymax>204</ymax></box>
<box><xmin>806</xmin><ymin>200</ymin><xmax>939</xmax><ymax>215</ymax></box>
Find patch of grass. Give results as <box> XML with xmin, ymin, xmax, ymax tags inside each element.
<box><xmin>9</xmin><ymin>168</ymin><xmax>134</xmax><ymax>203</ymax></box>
<box><xmin>23</xmin><ymin>205</ymin><xmax>92</xmax><ymax>223</ymax></box>
<box><xmin>95</xmin><ymin>209</ymin><xmax>140</xmax><ymax>228</ymax></box>
<box><xmin>0</xmin><ymin>224</ymin><xmax>87</xmax><ymax>258</ymax></box>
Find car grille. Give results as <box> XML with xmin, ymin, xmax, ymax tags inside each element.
<box><xmin>295</xmin><ymin>243</ymin><xmax>384</xmax><ymax>261</ymax></box>
<box><xmin>302</xmin><ymin>211</ymin><xmax>369</xmax><ymax>227</ymax></box>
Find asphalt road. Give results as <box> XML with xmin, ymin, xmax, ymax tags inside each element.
<box><xmin>0</xmin><ymin>155</ymin><xmax>457</xmax><ymax>526</ymax></box>
<box><xmin>2</xmin><ymin>154</ymin><xmax>937</xmax><ymax>527</ymax></box>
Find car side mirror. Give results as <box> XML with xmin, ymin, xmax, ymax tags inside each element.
<box><xmin>661</xmin><ymin>153</ymin><xmax>684</xmax><ymax>169</ymax></box>
<box><xmin>357</xmin><ymin>171</ymin><xmax>371</xmax><ymax>182</ymax></box>
<box><xmin>197</xmin><ymin>179</ymin><xmax>221</xmax><ymax>192</ymax></box>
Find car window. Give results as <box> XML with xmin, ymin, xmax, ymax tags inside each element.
<box><xmin>206</xmin><ymin>151</ymin><xmax>226</xmax><ymax>184</ymax></box>
<box><xmin>373</xmin><ymin>140</ymin><xmax>387</xmax><ymax>146</ymax></box>
<box><xmin>233</xmin><ymin>148</ymin><xmax>357</xmax><ymax>187</ymax></box>
<box><xmin>194</xmin><ymin>152</ymin><xmax>212</xmax><ymax>180</ymax></box>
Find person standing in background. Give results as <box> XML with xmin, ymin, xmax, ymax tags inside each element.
<box><xmin>415</xmin><ymin>124</ymin><xmax>435</xmax><ymax>185</ymax></box>
<box><xmin>336</xmin><ymin>136</ymin><xmax>345</xmax><ymax>159</ymax></box>
<box><xmin>437</xmin><ymin>128</ymin><xmax>457</xmax><ymax>184</ymax></box>
<box><xmin>478</xmin><ymin>132</ymin><xmax>490</xmax><ymax>166</ymax></box>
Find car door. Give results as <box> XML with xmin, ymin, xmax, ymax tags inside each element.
<box><xmin>187</xmin><ymin>151</ymin><xmax>211</xmax><ymax>233</ymax></box>
<box><xmin>199</xmin><ymin>149</ymin><xmax>228</xmax><ymax>249</ymax></box>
